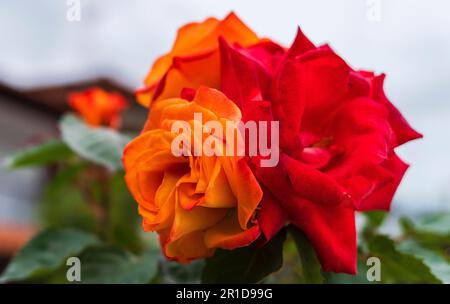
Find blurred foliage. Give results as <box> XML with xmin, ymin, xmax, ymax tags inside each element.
<box><xmin>40</xmin><ymin>164</ymin><xmax>97</xmax><ymax>233</ymax></box>
<box><xmin>75</xmin><ymin>246</ymin><xmax>159</xmax><ymax>284</ymax></box>
<box><xmin>398</xmin><ymin>240</ymin><xmax>450</xmax><ymax>283</ymax></box>
<box><xmin>367</xmin><ymin>235</ymin><xmax>440</xmax><ymax>283</ymax></box>
<box><xmin>287</xmin><ymin>226</ymin><xmax>324</xmax><ymax>283</ymax></box>
<box><xmin>3</xmin><ymin>139</ymin><xmax>74</xmax><ymax>169</ymax></box>
<box><xmin>0</xmin><ymin>229</ymin><xmax>99</xmax><ymax>283</ymax></box>
<box><xmin>107</xmin><ymin>173</ymin><xmax>143</xmax><ymax>252</ymax></box>
<box><xmin>158</xmin><ymin>260</ymin><xmax>204</xmax><ymax>284</ymax></box>
<box><xmin>324</xmin><ymin>257</ymin><xmax>372</xmax><ymax>284</ymax></box>
<box><xmin>202</xmin><ymin>229</ymin><xmax>286</xmax><ymax>283</ymax></box>
<box><xmin>1</xmin><ymin>113</ymin><xmax>449</xmax><ymax>284</ymax></box>
<box><xmin>400</xmin><ymin>214</ymin><xmax>450</xmax><ymax>251</ymax></box>
<box><xmin>60</xmin><ymin>114</ymin><xmax>131</xmax><ymax>171</ymax></box>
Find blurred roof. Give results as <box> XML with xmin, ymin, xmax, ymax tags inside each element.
<box><xmin>0</xmin><ymin>79</ymin><xmax>147</xmax><ymax>131</ymax></box>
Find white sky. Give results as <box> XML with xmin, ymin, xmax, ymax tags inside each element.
<box><xmin>0</xmin><ymin>0</ymin><xmax>449</xmax><ymax>213</ymax></box>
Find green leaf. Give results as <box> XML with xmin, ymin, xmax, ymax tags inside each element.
<box><xmin>361</xmin><ymin>212</ymin><xmax>388</xmax><ymax>245</ymax></box>
<box><xmin>288</xmin><ymin>225</ymin><xmax>324</xmax><ymax>283</ymax></box>
<box><xmin>0</xmin><ymin>229</ymin><xmax>99</xmax><ymax>283</ymax></box>
<box><xmin>40</xmin><ymin>164</ymin><xmax>97</xmax><ymax>233</ymax></box>
<box><xmin>413</xmin><ymin>213</ymin><xmax>450</xmax><ymax>236</ymax></box>
<box><xmin>400</xmin><ymin>215</ymin><xmax>450</xmax><ymax>250</ymax></box>
<box><xmin>325</xmin><ymin>257</ymin><xmax>373</xmax><ymax>284</ymax></box>
<box><xmin>368</xmin><ymin>235</ymin><xmax>441</xmax><ymax>283</ymax></box>
<box><xmin>364</xmin><ymin>211</ymin><xmax>387</xmax><ymax>230</ymax></box>
<box><xmin>60</xmin><ymin>114</ymin><xmax>131</xmax><ymax>171</ymax></box>
<box><xmin>202</xmin><ymin>229</ymin><xmax>286</xmax><ymax>284</ymax></box>
<box><xmin>398</xmin><ymin>240</ymin><xmax>450</xmax><ymax>284</ymax></box>
<box><xmin>107</xmin><ymin>173</ymin><xmax>142</xmax><ymax>251</ymax></box>
<box><xmin>3</xmin><ymin>139</ymin><xmax>73</xmax><ymax>169</ymax></box>
<box><xmin>46</xmin><ymin>163</ymin><xmax>87</xmax><ymax>194</ymax></box>
<box><xmin>77</xmin><ymin>246</ymin><xmax>159</xmax><ymax>284</ymax></box>
<box><xmin>41</xmin><ymin>184</ymin><xmax>97</xmax><ymax>233</ymax></box>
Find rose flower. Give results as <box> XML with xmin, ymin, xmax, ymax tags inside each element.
<box><xmin>68</xmin><ymin>87</ymin><xmax>128</xmax><ymax>129</ymax></box>
<box><xmin>126</xmin><ymin>13</ymin><xmax>421</xmax><ymax>273</ymax></box>
<box><xmin>123</xmin><ymin>87</ymin><xmax>262</xmax><ymax>262</ymax></box>
<box><xmin>216</xmin><ymin>30</ymin><xmax>422</xmax><ymax>273</ymax></box>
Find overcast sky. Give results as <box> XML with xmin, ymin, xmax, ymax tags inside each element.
<box><xmin>0</xmin><ymin>0</ymin><xmax>449</xmax><ymax>213</ymax></box>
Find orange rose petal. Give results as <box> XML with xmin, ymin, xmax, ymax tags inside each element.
<box><xmin>164</xmin><ymin>231</ymin><xmax>215</xmax><ymax>263</ymax></box>
<box><xmin>144</xmin><ymin>203</ymin><xmax>174</xmax><ymax>232</ymax></box>
<box><xmin>169</xmin><ymin>202</ymin><xmax>228</xmax><ymax>242</ymax></box>
<box><xmin>143</xmin><ymin>17</ymin><xmax>220</xmax><ymax>87</ymax></box>
<box><xmin>204</xmin><ymin>212</ymin><xmax>261</xmax><ymax>250</ymax></box>
<box><xmin>200</xmin><ymin>159</ymin><xmax>236</xmax><ymax>208</ymax></box>
<box><xmin>164</xmin><ymin>102</ymin><xmax>218</xmax><ymax>123</ymax></box>
<box><xmin>177</xmin><ymin>182</ymin><xmax>202</xmax><ymax>210</ymax></box>
<box><xmin>193</xmin><ymin>87</ymin><xmax>242</xmax><ymax>122</ymax></box>
<box><xmin>144</xmin><ymin>12</ymin><xmax>258</xmax><ymax>85</ymax></box>
<box><xmin>133</xmin><ymin>151</ymin><xmax>187</xmax><ymax>211</ymax></box>
<box><xmin>217</xmin><ymin>12</ymin><xmax>260</xmax><ymax>46</ymax></box>
<box><xmin>143</xmin><ymin>98</ymin><xmax>188</xmax><ymax>131</ymax></box>
<box><xmin>138</xmin><ymin>205</ymin><xmax>157</xmax><ymax>222</ymax></box>
<box><xmin>138</xmin><ymin>12</ymin><xmax>259</xmax><ymax>107</ymax></box>
<box><xmin>145</xmin><ymin>101</ymin><xmax>218</xmax><ymax>134</ymax></box>
<box><xmin>221</xmin><ymin>157</ymin><xmax>263</xmax><ymax>229</ymax></box>
<box><xmin>154</xmin><ymin>170</ymin><xmax>183</xmax><ymax>208</ymax></box>
<box><xmin>140</xmin><ymin>150</ymin><xmax>188</xmax><ymax>172</ymax></box>
<box><xmin>235</xmin><ymin>160</ymin><xmax>263</xmax><ymax>229</ymax></box>
<box><xmin>148</xmin><ymin>170</ymin><xmax>185</xmax><ymax>231</ymax></box>
<box><xmin>194</xmin><ymin>159</ymin><xmax>209</xmax><ymax>193</ymax></box>
<box><xmin>123</xmin><ymin>129</ymin><xmax>173</xmax><ymax>167</ymax></box>
<box><xmin>142</xmin><ymin>172</ymin><xmax>179</xmax><ymax>232</ymax></box>
<box><xmin>154</xmin><ymin>52</ymin><xmax>221</xmax><ymax>102</ymax></box>
<box><xmin>125</xmin><ymin>168</ymin><xmax>159</xmax><ymax>213</ymax></box>
<box><xmin>199</xmin><ymin>154</ymin><xmax>216</xmax><ymax>177</ymax></box>
<box><xmin>123</xmin><ymin>130</ymin><xmax>184</xmax><ymax>212</ymax></box>
<box><xmin>136</xmin><ymin>170</ymin><xmax>164</xmax><ymax>206</ymax></box>
<box><xmin>193</xmin><ymin>156</ymin><xmax>212</xmax><ymax>193</ymax></box>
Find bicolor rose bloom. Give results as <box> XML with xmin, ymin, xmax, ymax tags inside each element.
<box><xmin>127</xmin><ymin>13</ymin><xmax>421</xmax><ymax>273</ymax></box>
<box><xmin>68</xmin><ymin>87</ymin><xmax>128</xmax><ymax>129</ymax></box>
<box><xmin>123</xmin><ymin>87</ymin><xmax>263</xmax><ymax>262</ymax></box>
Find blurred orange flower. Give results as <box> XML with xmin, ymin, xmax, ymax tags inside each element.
<box><xmin>123</xmin><ymin>87</ymin><xmax>263</xmax><ymax>262</ymax></box>
<box><xmin>136</xmin><ymin>12</ymin><xmax>260</xmax><ymax>107</ymax></box>
<box><xmin>68</xmin><ymin>87</ymin><xmax>128</xmax><ymax>129</ymax></box>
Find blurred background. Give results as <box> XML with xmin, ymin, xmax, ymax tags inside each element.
<box><xmin>0</xmin><ymin>0</ymin><xmax>449</xmax><ymax>265</ymax></box>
